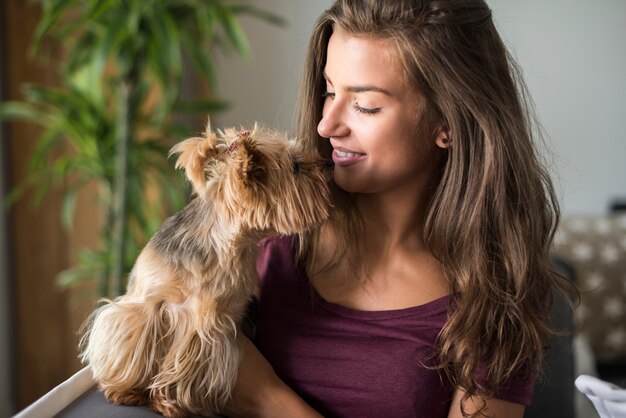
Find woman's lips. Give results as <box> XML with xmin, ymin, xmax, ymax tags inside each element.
<box><xmin>332</xmin><ymin>147</ymin><xmax>366</xmax><ymax>167</ymax></box>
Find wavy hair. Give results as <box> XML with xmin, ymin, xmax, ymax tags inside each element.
<box><xmin>296</xmin><ymin>0</ymin><xmax>574</xmax><ymax>416</ymax></box>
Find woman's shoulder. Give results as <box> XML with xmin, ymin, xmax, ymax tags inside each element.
<box><xmin>257</xmin><ymin>234</ymin><xmax>296</xmax><ymax>262</ymax></box>
<box><xmin>257</xmin><ymin>235</ymin><xmax>296</xmax><ymax>256</ymax></box>
<box><xmin>256</xmin><ymin>235</ymin><xmax>299</xmax><ymax>283</ymax></box>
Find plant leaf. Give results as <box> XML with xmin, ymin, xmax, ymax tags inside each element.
<box><xmin>3</xmin><ymin>181</ymin><xmax>30</xmax><ymax>209</ymax></box>
<box><xmin>86</xmin><ymin>0</ymin><xmax>116</xmax><ymax>20</ymax></box>
<box><xmin>31</xmin><ymin>0</ymin><xmax>77</xmax><ymax>54</ymax></box>
<box><xmin>62</xmin><ymin>189</ymin><xmax>77</xmax><ymax>229</ymax></box>
<box><xmin>216</xmin><ymin>4</ymin><xmax>251</xmax><ymax>57</ymax></box>
<box><xmin>56</xmin><ymin>267</ymin><xmax>89</xmax><ymax>289</ymax></box>
<box><xmin>181</xmin><ymin>35</ymin><xmax>219</xmax><ymax>88</ymax></box>
<box><xmin>0</xmin><ymin>101</ymin><xmax>46</xmax><ymax>123</ymax></box>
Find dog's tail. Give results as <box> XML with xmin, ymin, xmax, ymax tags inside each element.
<box><xmin>79</xmin><ymin>297</ymin><xmax>168</xmax><ymax>405</ymax></box>
<box><xmin>148</xmin><ymin>304</ymin><xmax>241</xmax><ymax>416</ymax></box>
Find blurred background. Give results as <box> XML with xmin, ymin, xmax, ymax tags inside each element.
<box><xmin>1</xmin><ymin>1</ymin><xmax>625</xmax><ymax>417</ymax></box>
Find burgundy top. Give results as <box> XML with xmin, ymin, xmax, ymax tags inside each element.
<box><xmin>254</xmin><ymin>237</ymin><xmax>535</xmax><ymax>418</ymax></box>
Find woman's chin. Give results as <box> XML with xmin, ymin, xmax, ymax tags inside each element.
<box><xmin>333</xmin><ymin>175</ymin><xmax>364</xmax><ymax>194</ymax></box>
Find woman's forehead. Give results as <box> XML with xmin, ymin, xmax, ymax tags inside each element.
<box><xmin>324</xmin><ymin>32</ymin><xmax>407</xmax><ymax>91</ymax></box>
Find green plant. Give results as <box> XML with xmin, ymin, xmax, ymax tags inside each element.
<box><xmin>0</xmin><ymin>0</ymin><xmax>283</xmax><ymax>297</ymax></box>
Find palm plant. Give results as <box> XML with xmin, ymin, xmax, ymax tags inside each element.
<box><xmin>0</xmin><ymin>0</ymin><xmax>283</xmax><ymax>297</ymax></box>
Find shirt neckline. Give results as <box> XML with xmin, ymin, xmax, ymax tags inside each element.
<box><xmin>310</xmin><ymin>289</ymin><xmax>450</xmax><ymax>320</ymax></box>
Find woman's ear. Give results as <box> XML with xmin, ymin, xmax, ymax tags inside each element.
<box><xmin>434</xmin><ymin>127</ymin><xmax>451</xmax><ymax>149</ymax></box>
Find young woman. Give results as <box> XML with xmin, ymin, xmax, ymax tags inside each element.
<box><xmin>224</xmin><ymin>1</ymin><xmax>570</xmax><ymax>417</ymax></box>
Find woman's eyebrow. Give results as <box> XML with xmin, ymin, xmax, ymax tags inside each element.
<box><xmin>345</xmin><ymin>85</ymin><xmax>391</xmax><ymax>95</ymax></box>
<box><xmin>323</xmin><ymin>70</ymin><xmax>392</xmax><ymax>96</ymax></box>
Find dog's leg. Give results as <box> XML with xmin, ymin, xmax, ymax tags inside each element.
<box><xmin>150</xmin><ymin>390</ymin><xmax>189</xmax><ymax>418</ymax></box>
<box><xmin>81</xmin><ymin>298</ymin><xmax>168</xmax><ymax>406</ymax></box>
<box><xmin>149</xmin><ymin>303</ymin><xmax>242</xmax><ymax>417</ymax></box>
<box><xmin>102</xmin><ymin>387</ymin><xmax>149</xmax><ymax>407</ymax></box>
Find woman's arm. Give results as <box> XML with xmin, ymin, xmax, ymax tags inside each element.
<box><xmin>447</xmin><ymin>388</ymin><xmax>525</xmax><ymax>418</ymax></box>
<box><xmin>222</xmin><ymin>334</ymin><xmax>323</xmax><ymax>418</ymax></box>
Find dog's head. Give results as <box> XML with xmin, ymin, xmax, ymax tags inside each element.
<box><xmin>169</xmin><ymin>121</ymin><xmax>271</xmax><ymax>198</ymax></box>
<box><xmin>170</xmin><ymin>120</ymin><xmax>331</xmax><ymax>234</ymax></box>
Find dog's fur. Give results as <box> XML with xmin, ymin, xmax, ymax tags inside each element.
<box><xmin>80</xmin><ymin>122</ymin><xmax>331</xmax><ymax>417</ymax></box>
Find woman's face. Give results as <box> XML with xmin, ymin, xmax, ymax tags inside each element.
<box><xmin>318</xmin><ymin>31</ymin><xmax>443</xmax><ymax>197</ymax></box>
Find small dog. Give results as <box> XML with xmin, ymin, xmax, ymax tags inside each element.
<box><xmin>80</xmin><ymin>122</ymin><xmax>331</xmax><ymax>417</ymax></box>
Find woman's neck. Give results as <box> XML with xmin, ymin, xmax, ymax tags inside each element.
<box><xmin>311</xmin><ymin>189</ymin><xmax>450</xmax><ymax>311</ymax></box>
<box><xmin>354</xmin><ymin>188</ymin><xmax>430</xmax><ymax>252</ymax></box>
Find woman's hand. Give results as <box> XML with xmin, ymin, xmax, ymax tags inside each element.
<box><xmin>221</xmin><ymin>334</ymin><xmax>323</xmax><ymax>418</ymax></box>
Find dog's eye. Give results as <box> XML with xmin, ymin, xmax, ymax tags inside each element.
<box><xmin>292</xmin><ymin>159</ymin><xmax>301</xmax><ymax>174</ymax></box>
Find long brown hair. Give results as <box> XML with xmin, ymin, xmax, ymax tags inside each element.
<box><xmin>297</xmin><ymin>0</ymin><xmax>572</xmax><ymax>416</ymax></box>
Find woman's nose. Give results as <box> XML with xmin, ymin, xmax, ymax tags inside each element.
<box><xmin>317</xmin><ymin>101</ymin><xmax>349</xmax><ymax>139</ymax></box>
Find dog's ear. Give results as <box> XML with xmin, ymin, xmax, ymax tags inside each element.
<box><xmin>169</xmin><ymin>122</ymin><xmax>220</xmax><ymax>195</ymax></box>
<box><xmin>232</xmin><ymin>132</ymin><xmax>266</xmax><ymax>187</ymax></box>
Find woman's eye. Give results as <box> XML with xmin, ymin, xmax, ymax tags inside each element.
<box><xmin>354</xmin><ymin>102</ymin><xmax>380</xmax><ymax>115</ymax></box>
<box><xmin>322</xmin><ymin>91</ymin><xmax>335</xmax><ymax>99</ymax></box>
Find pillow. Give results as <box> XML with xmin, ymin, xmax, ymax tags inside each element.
<box><xmin>575</xmin><ymin>374</ymin><xmax>626</xmax><ymax>418</ymax></box>
<box><xmin>552</xmin><ymin>214</ymin><xmax>626</xmax><ymax>363</ymax></box>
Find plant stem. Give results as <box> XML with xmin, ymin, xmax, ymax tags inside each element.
<box><xmin>111</xmin><ymin>80</ymin><xmax>133</xmax><ymax>297</ymax></box>
<box><xmin>99</xmin><ymin>185</ymin><xmax>114</xmax><ymax>297</ymax></box>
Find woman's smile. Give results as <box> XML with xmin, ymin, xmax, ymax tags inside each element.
<box><xmin>331</xmin><ymin>146</ymin><xmax>366</xmax><ymax>166</ymax></box>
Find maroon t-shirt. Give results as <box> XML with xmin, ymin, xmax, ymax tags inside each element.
<box><xmin>254</xmin><ymin>237</ymin><xmax>535</xmax><ymax>418</ymax></box>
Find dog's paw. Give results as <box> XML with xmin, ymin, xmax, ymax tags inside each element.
<box><xmin>103</xmin><ymin>387</ymin><xmax>149</xmax><ymax>406</ymax></box>
<box><xmin>151</xmin><ymin>399</ymin><xmax>188</xmax><ymax>418</ymax></box>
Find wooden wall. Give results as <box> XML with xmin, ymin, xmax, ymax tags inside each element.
<box><xmin>2</xmin><ymin>0</ymin><xmax>99</xmax><ymax>410</ymax></box>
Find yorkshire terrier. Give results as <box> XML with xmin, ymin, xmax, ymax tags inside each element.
<box><xmin>80</xmin><ymin>122</ymin><xmax>331</xmax><ymax>417</ymax></box>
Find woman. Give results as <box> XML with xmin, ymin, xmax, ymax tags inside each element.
<box><xmin>224</xmin><ymin>1</ymin><xmax>571</xmax><ymax>417</ymax></box>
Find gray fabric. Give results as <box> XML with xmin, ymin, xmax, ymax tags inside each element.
<box><xmin>54</xmin><ymin>388</ymin><xmax>218</xmax><ymax>418</ymax></box>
